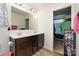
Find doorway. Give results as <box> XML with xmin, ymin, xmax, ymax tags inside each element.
<box><xmin>53</xmin><ymin>6</ymin><xmax>71</xmax><ymax>55</ymax></box>
<box><xmin>25</xmin><ymin>18</ymin><xmax>29</xmax><ymax>29</ymax></box>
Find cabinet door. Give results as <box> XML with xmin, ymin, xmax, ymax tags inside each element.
<box><xmin>16</xmin><ymin>37</ymin><xmax>32</xmax><ymax>56</ymax></box>
<box><xmin>38</xmin><ymin>34</ymin><xmax>44</xmax><ymax>50</ymax></box>
<box><xmin>32</xmin><ymin>36</ymin><xmax>38</xmax><ymax>54</ymax></box>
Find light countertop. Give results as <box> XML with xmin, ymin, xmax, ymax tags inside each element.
<box><xmin>9</xmin><ymin>30</ymin><xmax>44</xmax><ymax>39</ymax></box>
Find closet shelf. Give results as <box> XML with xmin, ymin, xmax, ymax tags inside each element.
<box><xmin>64</xmin><ymin>15</ymin><xmax>71</xmax><ymax>20</ymax></box>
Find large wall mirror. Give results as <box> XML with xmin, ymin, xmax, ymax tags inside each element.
<box><xmin>11</xmin><ymin>6</ymin><xmax>30</xmax><ymax>30</ymax></box>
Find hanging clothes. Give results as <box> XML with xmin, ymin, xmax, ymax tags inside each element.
<box><xmin>73</xmin><ymin>12</ymin><xmax>79</xmax><ymax>33</ymax></box>
<box><xmin>61</xmin><ymin>21</ymin><xmax>71</xmax><ymax>34</ymax></box>
<box><xmin>54</xmin><ymin>23</ymin><xmax>61</xmax><ymax>34</ymax></box>
<box><xmin>54</xmin><ymin>19</ymin><xmax>64</xmax><ymax>34</ymax></box>
<box><xmin>0</xmin><ymin>3</ymin><xmax>8</xmax><ymax>26</ymax></box>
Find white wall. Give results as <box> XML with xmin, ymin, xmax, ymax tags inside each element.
<box><xmin>0</xmin><ymin>26</ymin><xmax>9</xmax><ymax>53</ymax></box>
<box><xmin>37</xmin><ymin>3</ymin><xmax>71</xmax><ymax>51</ymax></box>
<box><xmin>29</xmin><ymin>14</ymin><xmax>38</xmax><ymax>32</ymax></box>
<box><xmin>7</xmin><ymin>4</ymin><xmax>11</xmax><ymax>28</ymax></box>
<box><xmin>0</xmin><ymin>4</ymin><xmax>10</xmax><ymax>53</ymax></box>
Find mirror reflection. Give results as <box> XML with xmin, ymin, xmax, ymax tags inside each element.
<box><xmin>11</xmin><ymin>8</ymin><xmax>30</xmax><ymax>30</ymax></box>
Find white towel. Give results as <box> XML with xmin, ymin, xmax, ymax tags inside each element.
<box><xmin>0</xmin><ymin>3</ymin><xmax>8</xmax><ymax>26</ymax></box>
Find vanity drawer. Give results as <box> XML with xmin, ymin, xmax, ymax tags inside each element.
<box><xmin>15</xmin><ymin>37</ymin><xmax>32</xmax><ymax>45</ymax></box>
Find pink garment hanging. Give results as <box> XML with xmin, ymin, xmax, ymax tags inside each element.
<box><xmin>73</xmin><ymin>12</ymin><xmax>79</xmax><ymax>33</ymax></box>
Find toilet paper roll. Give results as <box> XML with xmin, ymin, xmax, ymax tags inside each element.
<box><xmin>8</xmin><ymin>41</ymin><xmax>14</xmax><ymax>46</ymax></box>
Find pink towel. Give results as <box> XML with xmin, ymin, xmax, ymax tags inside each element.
<box><xmin>73</xmin><ymin>13</ymin><xmax>79</xmax><ymax>33</ymax></box>
<box><xmin>0</xmin><ymin>52</ymin><xmax>12</xmax><ymax>56</ymax></box>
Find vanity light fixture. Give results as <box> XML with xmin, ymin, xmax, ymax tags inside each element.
<box><xmin>30</xmin><ymin>8</ymin><xmax>38</xmax><ymax>14</ymax></box>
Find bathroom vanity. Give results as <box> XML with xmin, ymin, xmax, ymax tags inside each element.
<box><xmin>9</xmin><ymin>31</ymin><xmax>44</xmax><ymax>56</ymax></box>
<box><xmin>9</xmin><ymin>4</ymin><xmax>44</xmax><ymax>56</ymax></box>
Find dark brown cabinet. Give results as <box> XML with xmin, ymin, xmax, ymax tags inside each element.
<box><xmin>38</xmin><ymin>34</ymin><xmax>44</xmax><ymax>50</ymax></box>
<box><xmin>10</xmin><ymin>33</ymin><xmax>44</xmax><ymax>56</ymax></box>
<box><xmin>32</xmin><ymin>35</ymin><xmax>38</xmax><ymax>54</ymax></box>
<box><xmin>10</xmin><ymin>37</ymin><xmax>32</xmax><ymax>56</ymax></box>
<box><xmin>16</xmin><ymin>37</ymin><xmax>32</xmax><ymax>56</ymax></box>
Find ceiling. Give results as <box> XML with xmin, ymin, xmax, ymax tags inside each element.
<box><xmin>25</xmin><ymin>3</ymin><xmax>51</xmax><ymax>11</ymax></box>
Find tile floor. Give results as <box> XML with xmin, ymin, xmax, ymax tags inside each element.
<box><xmin>54</xmin><ymin>38</ymin><xmax>64</xmax><ymax>54</ymax></box>
<box><xmin>33</xmin><ymin>49</ymin><xmax>63</xmax><ymax>56</ymax></box>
